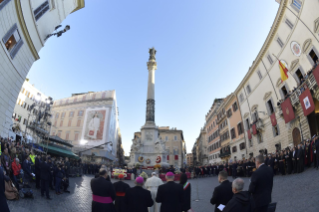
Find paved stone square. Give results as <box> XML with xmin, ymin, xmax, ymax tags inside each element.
<box><xmin>7</xmin><ymin>168</ymin><xmax>319</xmax><ymax>212</ymax></box>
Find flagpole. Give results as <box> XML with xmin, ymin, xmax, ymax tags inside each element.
<box><xmin>272</xmin><ymin>54</ymin><xmax>293</xmax><ymax>79</ymax></box>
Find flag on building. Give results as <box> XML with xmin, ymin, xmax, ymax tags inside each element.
<box><xmin>312</xmin><ymin>65</ymin><xmax>319</xmax><ymax>84</ymax></box>
<box><xmin>281</xmin><ymin>98</ymin><xmax>295</xmax><ymax>123</ymax></box>
<box><xmin>270</xmin><ymin>113</ymin><xmax>277</xmax><ymax>126</ymax></box>
<box><xmin>252</xmin><ymin>124</ymin><xmax>257</xmax><ymax>135</ymax></box>
<box><xmin>279</xmin><ymin>60</ymin><xmax>288</xmax><ymax>82</ymax></box>
<box><xmin>299</xmin><ymin>88</ymin><xmax>315</xmax><ymax>116</ymax></box>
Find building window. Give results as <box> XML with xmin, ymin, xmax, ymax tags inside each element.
<box><xmin>77</xmin><ymin>120</ymin><xmax>81</xmax><ymax>127</ymax></box>
<box><xmin>23</xmin><ymin>119</ymin><xmax>27</xmax><ymax>125</ymax></box>
<box><xmin>65</xmin><ymin>99</ymin><xmax>69</xmax><ymax>104</ymax></box>
<box><xmin>82</xmin><ymin>96</ymin><xmax>86</xmax><ymax>101</ymax></box>
<box><xmin>277</xmin><ymin>37</ymin><xmax>284</xmax><ymax>48</ymax></box>
<box><xmin>239</xmin><ymin>93</ymin><xmax>244</xmax><ymax>102</ymax></box>
<box><xmin>68</xmin><ymin>120</ymin><xmax>72</xmax><ymax>127</ymax></box>
<box><xmin>246</xmin><ymin>85</ymin><xmax>251</xmax><ymax>94</ymax></box>
<box><xmin>66</xmin><ymin>132</ymin><xmax>70</xmax><ymax>140</ymax></box>
<box><xmin>174</xmin><ymin>136</ymin><xmax>177</xmax><ymax>141</ymax></box>
<box><xmin>239</xmin><ymin>142</ymin><xmax>246</xmax><ymax>150</ymax></box>
<box><xmin>74</xmin><ymin>132</ymin><xmax>79</xmax><ymax>141</ymax></box>
<box><xmin>295</xmin><ymin>69</ymin><xmax>304</xmax><ymax>82</ymax></box>
<box><xmin>2</xmin><ymin>24</ymin><xmax>23</xmax><ymax>59</ymax></box>
<box><xmin>257</xmin><ymin>134</ymin><xmax>263</xmax><ymax>144</ymax></box>
<box><xmin>280</xmin><ymin>85</ymin><xmax>288</xmax><ymax>99</ymax></box>
<box><xmin>34</xmin><ymin>0</ymin><xmax>50</xmax><ymax>21</ymax></box>
<box><xmin>232</xmin><ymin>146</ymin><xmax>237</xmax><ymax>153</ymax></box>
<box><xmin>60</xmin><ymin>120</ymin><xmax>63</xmax><ymax>127</ymax></box>
<box><xmin>231</xmin><ymin>128</ymin><xmax>236</xmax><ymax>139</ymax></box>
<box><xmin>257</xmin><ymin>70</ymin><xmax>262</xmax><ymax>80</ymax></box>
<box><xmin>267</xmin><ymin>99</ymin><xmax>275</xmax><ymax>114</ymax></box>
<box><xmin>272</xmin><ymin>125</ymin><xmax>280</xmax><ymax>137</ymax></box>
<box><xmin>61</xmin><ymin>112</ymin><xmax>65</xmax><ymax>118</ymax></box>
<box><xmin>267</xmin><ymin>54</ymin><xmax>273</xmax><ymax>65</ymax></box>
<box><xmin>51</xmin><ymin>131</ymin><xmax>56</xmax><ymax>136</ymax></box>
<box><xmin>291</xmin><ymin>0</ymin><xmax>302</xmax><ymax>12</ymax></box>
<box><xmin>165</xmin><ymin>136</ymin><xmax>168</xmax><ymax>141</ymax></box>
<box><xmin>54</xmin><ymin>121</ymin><xmax>57</xmax><ymax>127</ymax></box>
<box><xmin>69</xmin><ymin>111</ymin><xmax>74</xmax><ymax>117</ymax></box>
<box><xmin>78</xmin><ymin>110</ymin><xmax>83</xmax><ymax>116</ymax></box>
<box><xmin>285</xmin><ymin>18</ymin><xmax>294</xmax><ymax>29</ymax></box>
<box><xmin>55</xmin><ymin>113</ymin><xmax>59</xmax><ymax>119</ymax></box>
<box><xmin>308</xmin><ymin>49</ymin><xmax>319</xmax><ymax>64</ymax></box>
<box><xmin>0</xmin><ymin>0</ymin><xmax>10</xmax><ymax>10</ymax></box>
<box><xmin>92</xmin><ymin>94</ymin><xmax>96</xmax><ymax>100</ymax></box>
<box><xmin>227</xmin><ymin>109</ymin><xmax>232</xmax><ymax>118</ymax></box>
<box><xmin>57</xmin><ymin>131</ymin><xmax>62</xmax><ymax>138</ymax></box>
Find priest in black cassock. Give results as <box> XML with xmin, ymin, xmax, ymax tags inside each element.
<box><xmin>91</xmin><ymin>169</ymin><xmax>116</xmax><ymax>212</ymax></box>
<box><xmin>125</xmin><ymin>177</ymin><xmax>153</xmax><ymax>212</ymax></box>
<box><xmin>297</xmin><ymin>144</ymin><xmax>303</xmax><ymax>173</ymax></box>
<box><xmin>113</xmin><ymin>174</ymin><xmax>130</xmax><ymax>212</ymax></box>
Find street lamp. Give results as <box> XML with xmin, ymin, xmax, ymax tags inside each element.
<box><xmin>44</xmin><ymin>25</ymin><xmax>71</xmax><ymax>41</ymax></box>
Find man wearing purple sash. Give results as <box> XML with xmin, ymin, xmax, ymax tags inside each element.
<box><xmin>91</xmin><ymin>169</ymin><xmax>116</xmax><ymax>212</ymax></box>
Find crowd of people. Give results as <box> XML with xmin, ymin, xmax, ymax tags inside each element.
<box><xmin>188</xmin><ymin>136</ymin><xmax>319</xmax><ymax>180</ymax></box>
<box><xmin>91</xmin><ymin>168</ymin><xmax>191</xmax><ymax>212</ymax></box>
<box><xmin>0</xmin><ymin>137</ymin><xmax>75</xmax><ymax>212</ymax></box>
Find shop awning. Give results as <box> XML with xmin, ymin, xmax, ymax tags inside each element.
<box><xmin>40</xmin><ymin>144</ymin><xmax>79</xmax><ymax>159</ymax></box>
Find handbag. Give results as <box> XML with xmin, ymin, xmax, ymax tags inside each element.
<box><xmin>89</xmin><ymin>130</ymin><xmax>94</xmax><ymax>136</ymax></box>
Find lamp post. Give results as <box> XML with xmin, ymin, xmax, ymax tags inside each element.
<box><xmin>44</xmin><ymin>25</ymin><xmax>70</xmax><ymax>41</ymax></box>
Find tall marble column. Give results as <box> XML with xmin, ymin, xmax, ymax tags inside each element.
<box><xmin>145</xmin><ymin>48</ymin><xmax>157</xmax><ymax>125</ymax></box>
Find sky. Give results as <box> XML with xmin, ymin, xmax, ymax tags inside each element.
<box><xmin>27</xmin><ymin>0</ymin><xmax>279</xmax><ymax>155</ymax></box>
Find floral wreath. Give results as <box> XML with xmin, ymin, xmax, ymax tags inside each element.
<box><xmin>146</xmin><ymin>158</ymin><xmax>151</xmax><ymax>164</ymax></box>
<box><xmin>138</xmin><ymin>156</ymin><xmax>144</xmax><ymax>162</ymax></box>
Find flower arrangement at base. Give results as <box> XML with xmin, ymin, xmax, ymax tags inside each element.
<box><xmin>139</xmin><ymin>171</ymin><xmax>148</xmax><ymax>181</ymax></box>
<box><xmin>146</xmin><ymin>158</ymin><xmax>151</xmax><ymax>164</ymax></box>
<box><xmin>135</xmin><ymin>162</ymin><xmax>141</xmax><ymax>168</ymax></box>
<box><xmin>154</xmin><ymin>164</ymin><xmax>161</xmax><ymax>169</ymax></box>
<box><xmin>138</xmin><ymin>156</ymin><xmax>144</xmax><ymax>163</ymax></box>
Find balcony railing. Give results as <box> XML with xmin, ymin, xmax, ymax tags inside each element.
<box><xmin>219</xmin><ymin>152</ymin><xmax>231</xmax><ymax>158</ymax></box>
<box><xmin>289</xmin><ymin>73</ymin><xmax>317</xmax><ymax>107</ymax></box>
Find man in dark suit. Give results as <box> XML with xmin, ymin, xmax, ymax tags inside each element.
<box><xmin>156</xmin><ymin>172</ymin><xmax>183</xmax><ymax>212</ymax></box>
<box><xmin>91</xmin><ymin>169</ymin><xmax>116</xmax><ymax>212</ymax></box>
<box><xmin>248</xmin><ymin>154</ymin><xmax>274</xmax><ymax>212</ymax></box>
<box><xmin>41</xmin><ymin>157</ymin><xmax>52</xmax><ymax>200</ymax></box>
<box><xmin>210</xmin><ymin>170</ymin><xmax>233</xmax><ymax>212</ymax></box>
<box><xmin>35</xmin><ymin>155</ymin><xmax>41</xmax><ymax>189</ymax></box>
<box><xmin>0</xmin><ymin>167</ymin><xmax>10</xmax><ymax>212</ymax></box>
<box><xmin>224</xmin><ymin>178</ymin><xmax>251</xmax><ymax>212</ymax></box>
<box><xmin>125</xmin><ymin>176</ymin><xmax>153</xmax><ymax>212</ymax></box>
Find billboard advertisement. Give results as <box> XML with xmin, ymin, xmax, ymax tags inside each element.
<box><xmin>81</xmin><ymin>108</ymin><xmax>110</xmax><ymax>147</ymax></box>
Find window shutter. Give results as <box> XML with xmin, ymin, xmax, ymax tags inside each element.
<box><xmin>3</xmin><ymin>23</ymin><xmax>18</xmax><ymax>44</ymax></box>
<box><xmin>244</xmin><ymin>120</ymin><xmax>248</xmax><ymax>130</ymax></box>
<box><xmin>270</xmin><ymin>98</ymin><xmax>276</xmax><ymax>112</ymax></box>
<box><xmin>272</xmin><ymin>126</ymin><xmax>276</xmax><ymax>137</ymax></box>
<box><xmin>10</xmin><ymin>39</ymin><xmax>24</xmax><ymax>59</ymax></box>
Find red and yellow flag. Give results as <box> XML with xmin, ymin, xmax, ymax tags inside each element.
<box><xmin>279</xmin><ymin>60</ymin><xmax>288</xmax><ymax>82</ymax></box>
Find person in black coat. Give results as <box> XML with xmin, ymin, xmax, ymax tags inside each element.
<box><xmin>0</xmin><ymin>167</ymin><xmax>10</xmax><ymax>212</ymax></box>
<box><xmin>248</xmin><ymin>155</ymin><xmax>273</xmax><ymax>212</ymax></box>
<box><xmin>297</xmin><ymin>145</ymin><xmax>303</xmax><ymax>173</ymax></box>
<box><xmin>179</xmin><ymin>173</ymin><xmax>191</xmax><ymax>211</ymax></box>
<box><xmin>40</xmin><ymin>157</ymin><xmax>52</xmax><ymax>200</ymax></box>
<box><xmin>113</xmin><ymin>174</ymin><xmax>130</xmax><ymax>212</ymax></box>
<box><xmin>125</xmin><ymin>177</ymin><xmax>153</xmax><ymax>212</ymax></box>
<box><xmin>91</xmin><ymin>169</ymin><xmax>116</xmax><ymax>212</ymax></box>
<box><xmin>156</xmin><ymin>172</ymin><xmax>183</xmax><ymax>212</ymax></box>
<box><xmin>35</xmin><ymin>155</ymin><xmax>41</xmax><ymax>189</ymax></box>
<box><xmin>223</xmin><ymin>178</ymin><xmax>251</xmax><ymax>212</ymax></box>
<box><xmin>210</xmin><ymin>171</ymin><xmax>233</xmax><ymax>212</ymax></box>
<box><xmin>22</xmin><ymin>155</ymin><xmax>33</xmax><ymax>185</ymax></box>
<box><xmin>292</xmin><ymin>147</ymin><xmax>298</xmax><ymax>173</ymax></box>
<box><xmin>232</xmin><ymin>161</ymin><xmax>237</xmax><ymax>179</ymax></box>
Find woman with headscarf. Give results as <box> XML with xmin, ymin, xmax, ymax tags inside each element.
<box><xmin>179</xmin><ymin>173</ymin><xmax>191</xmax><ymax>212</ymax></box>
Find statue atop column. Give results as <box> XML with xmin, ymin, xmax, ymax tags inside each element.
<box><xmin>149</xmin><ymin>47</ymin><xmax>157</xmax><ymax>61</ymax></box>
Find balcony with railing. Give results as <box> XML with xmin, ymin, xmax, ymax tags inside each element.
<box><xmin>219</xmin><ymin>145</ymin><xmax>231</xmax><ymax>158</ymax></box>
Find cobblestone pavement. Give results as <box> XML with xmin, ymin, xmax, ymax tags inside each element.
<box><xmin>7</xmin><ymin>167</ymin><xmax>319</xmax><ymax>212</ymax></box>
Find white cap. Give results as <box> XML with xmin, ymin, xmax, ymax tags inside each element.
<box><xmin>152</xmin><ymin>172</ymin><xmax>156</xmax><ymax>176</ymax></box>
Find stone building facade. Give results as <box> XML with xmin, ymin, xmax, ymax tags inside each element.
<box><xmin>0</xmin><ymin>0</ymin><xmax>85</xmax><ymax>138</ymax></box>
<box><xmin>50</xmin><ymin>90</ymin><xmax>122</xmax><ymax>163</ymax></box>
<box><xmin>186</xmin><ymin>153</ymin><xmax>193</xmax><ymax>166</ymax></box>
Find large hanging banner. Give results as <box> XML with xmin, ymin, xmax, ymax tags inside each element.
<box><xmin>299</xmin><ymin>88</ymin><xmax>315</xmax><ymax>116</ymax></box>
<box><xmin>270</xmin><ymin>113</ymin><xmax>277</xmax><ymax>126</ymax></box>
<box><xmin>281</xmin><ymin>98</ymin><xmax>295</xmax><ymax>123</ymax></box>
